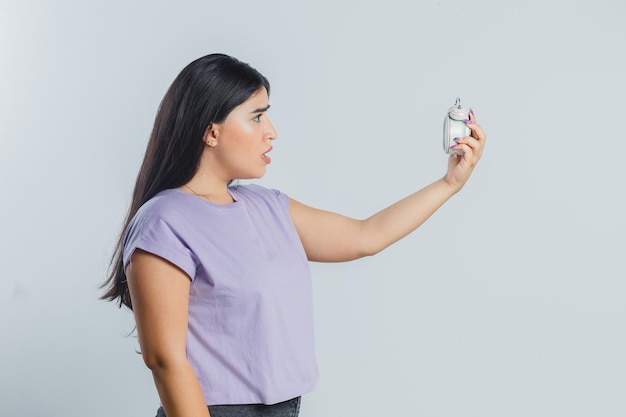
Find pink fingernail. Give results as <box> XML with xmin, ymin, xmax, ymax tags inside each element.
<box><xmin>469</xmin><ymin>108</ymin><xmax>474</xmax><ymax>116</ymax></box>
<box><xmin>453</xmin><ymin>137</ymin><xmax>460</xmax><ymax>142</ymax></box>
<box><xmin>464</xmin><ymin>119</ymin><xmax>472</xmax><ymax>124</ymax></box>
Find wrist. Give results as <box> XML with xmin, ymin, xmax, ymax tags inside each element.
<box><xmin>440</xmin><ymin>176</ymin><xmax>463</xmax><ymax>195</ymax></box>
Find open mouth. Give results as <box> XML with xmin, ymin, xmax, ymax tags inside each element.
<box><xmin>262</xmin><ymin>146</ymin><xmax>273</xmax><ymax>164</ymax></box>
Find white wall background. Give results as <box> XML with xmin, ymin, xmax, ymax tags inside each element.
<box><xmin>1</xmin><ymin>1</ymin><xmax>624</xmax><ymax>416</ymax></box>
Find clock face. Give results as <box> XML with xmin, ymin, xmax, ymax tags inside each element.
<box><xmin>444</xmin><ymin>115</ymin><xmax>468</xmax><ymax>155</ymax></box>
<box><xmin>444</xmin><ymin>100</ymin><xmax>470</xmax><ymax>155</ymax></box>
<box><xmin>443</xmin><ymin>117</ymin><xmax>451</xmax><ymax>152</ymax></box>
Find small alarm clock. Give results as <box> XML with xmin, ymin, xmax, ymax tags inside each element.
<box><xmin>443</xmin><ymin>97</ymin><xmax>471</xmax><ymax>156</ymax></box>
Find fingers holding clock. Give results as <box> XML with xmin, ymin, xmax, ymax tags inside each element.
<box><xmin>465</xmin><ymin>110</ymin><xmax>486</xmax><ymax>143</ymax></box>
<box><xmin>457</xmin><ymin>111</ymin><xmax>486</xmax><ymax>160</ymax></box>
<box><xmin>453</xmin><ymin>136</ymin><xmax>481</xmax><ymax>160</ymax></box>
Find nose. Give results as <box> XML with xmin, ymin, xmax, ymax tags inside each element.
<box><xmin>266</xmin><ymin>116</ymin><xmax>278</xmax><ymax>141</ymax></box>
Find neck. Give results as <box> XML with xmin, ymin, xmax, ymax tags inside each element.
<box><xmin>184</xmin><ymin>149</ymin><xmax>239</xmax><ymax>204</ymax></box>
<box><xmin>183</xmin><ymin>173</ymin><xmax>235</xmax><ymax>205</ymax></box>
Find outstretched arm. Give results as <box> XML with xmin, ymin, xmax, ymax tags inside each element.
<box><xmin>289</xmin><ymin>111</ymin><xmax>486</xmax><ymax>263</ymax></box>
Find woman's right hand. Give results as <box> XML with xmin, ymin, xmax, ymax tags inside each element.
<box><xmin>443</xmin><ymin>109</ymin><xmax>486</xmax><ymax>193</ymax></box>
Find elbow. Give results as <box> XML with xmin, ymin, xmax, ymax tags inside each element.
<box><xmin>355</xmin><ymin>221</ymin><xmax>389</xmax><ymax>259</ymax></box>
<box><xmin>360</xmin><ymin>247</ymin><xmax>381</xmax><ymax>258</ymax></box>
<box><xmin>356</xmin><ymin>240</ymin><xmax>383</xmax><ymax>259</ymax></box>
<box><xmin>141</xmin><ymin>351</ymin><xmax>166</xmax><ymax>371</ymax></box>
<box><xmin>141</xmin><ymin>349</ymin><xmax>187</xmax><ymax>373</ymax></box>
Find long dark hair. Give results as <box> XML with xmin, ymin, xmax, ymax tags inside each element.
<box><xmin>101</xmin><ymin>53</ymin><xmax>270</xmax><ymax>309</ymax></box>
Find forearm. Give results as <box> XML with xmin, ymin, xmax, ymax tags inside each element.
<box><xmin>151</xmin><ymin>359</ymin><xmax>211</xmax><ymax>417</ymax></box>
<box><xmin>359</xmin><ymin>177</ymin><xmax>457</xmax><ymax>255</ymax></box>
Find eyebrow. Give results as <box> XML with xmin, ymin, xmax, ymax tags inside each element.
<box><xmin>249</xmin><ymin>105</ymin><xmax>271</xmax><ymax>114</ymax></box>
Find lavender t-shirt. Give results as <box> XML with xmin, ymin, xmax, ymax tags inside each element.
<box><xmin>123</xmin><ymin>184</ymin><xmax>318</xmax><ymax>405</ymax></box>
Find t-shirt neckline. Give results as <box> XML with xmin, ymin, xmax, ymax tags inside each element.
<box><xmin>168</xmin><ymin>187</ymin><xmax>243</xmax><ymax>210</ymax></box>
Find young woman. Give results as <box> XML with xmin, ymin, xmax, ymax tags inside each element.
<box><xmin>102</xmin><ymin>53</ymin><xmax>486</xmax><ymax>417</ymax></box>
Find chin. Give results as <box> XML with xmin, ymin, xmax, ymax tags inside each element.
<box><xmin>238</xmin><ymin>169</ymin><xmax>267</xmax><ymax>180</ymax></box>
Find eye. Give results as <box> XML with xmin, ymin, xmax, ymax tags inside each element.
<box><xmin>252</xmin><ymin>114</ymin><xmax>262</xmax><ymax>122</ymax></box>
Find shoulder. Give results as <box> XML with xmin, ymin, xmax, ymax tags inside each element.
<box><xmin>125</xmin><ymin>189</ymin><xmax>194</xmax><ymax>241</ymax></box>
<box><xmin>233</xmin><ymin>183</ymin><xmax>288</xmax><ymax>208</ymax></box>
<box><xmin>134</xmin><ymin>189</ymin><xmax>200</xmax><ymax>224</ymax></box>
<box><xmin>122</xmin><ymin>189</ymin><xmax>199</xmax><ymax>277</ymax></box>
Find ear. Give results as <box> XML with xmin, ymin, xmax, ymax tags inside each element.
<box><xmin>203</xmin><ymin>123</ymin><xmax>220</xmax><ymax>147</ymax></box>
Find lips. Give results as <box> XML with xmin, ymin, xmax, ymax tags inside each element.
<box><xmin>262</xmin><ymin>146</ymin><xmax>273</xmax><ymax>164</ymax></box>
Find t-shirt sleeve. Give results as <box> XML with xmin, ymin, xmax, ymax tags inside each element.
<box><xmin>270</xmin><ymin>187</ymin><xmax>289</xmax><ymax>211</ymax></box>
<box><xmin>241</xmin><ymin>184</ymin><xmax>290</xmax><ymax>213</ymax></box>
<box><xmin>122</xmin><ymin>212</ymin><xmax>197</xmax><ymax>280</ymax></box>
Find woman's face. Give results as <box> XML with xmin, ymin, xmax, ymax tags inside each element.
<box><xmin>210</xmin><ymin>87</ymin><xmax>277</xmax><ymax>180</ymax></box>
